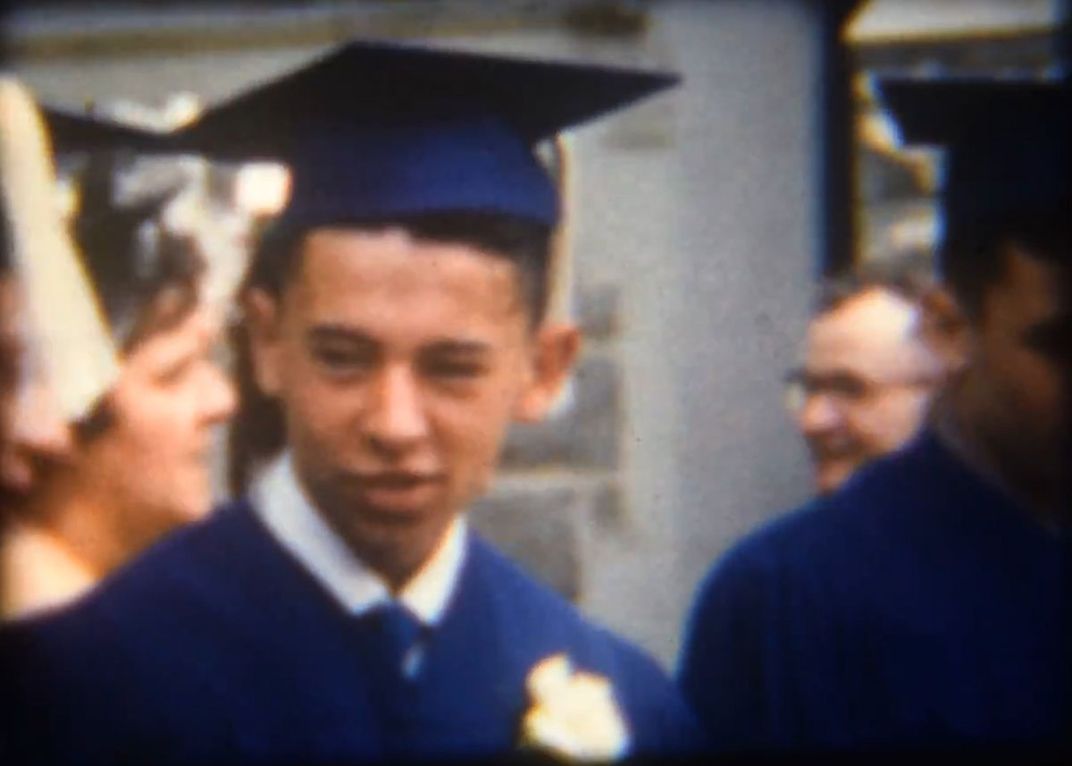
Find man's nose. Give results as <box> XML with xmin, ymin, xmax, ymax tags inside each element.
<box><xmin>797</xmin><ymin>391</ymin><xmax>843</xmax><ymax>437</ymax></box>
<box><xmin>365</xmin><ymin>365</ymin><xmax>429</xmax><ymax>453</ymax></box>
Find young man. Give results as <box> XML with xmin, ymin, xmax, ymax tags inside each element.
<box><xmin>787</xmin><ymin>260</ymin><xmax>943</xmax><ymax>494</ymax></box>
<box><xmin>0</xmin><ymin>42</ymin><xmax>697</xmax><ymax>764</ymax></box>
<box><xmin>678</xmin><ymin>78</ymin><xmax>1072</xmax><ymax>751</ymax></box>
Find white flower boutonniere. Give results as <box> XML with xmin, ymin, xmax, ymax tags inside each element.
<box><xmin>519</xmin><ymin>652</ymin><xmax>631</xmax><ymax>761</ymax></box>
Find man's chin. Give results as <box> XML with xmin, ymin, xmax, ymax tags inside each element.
<box><xmin>326</xmin><ymin>494</ymin><xmax>444</xmax><ymax>545</ymax></box>
<box><xmin>357</xmin><ymin>484</ymin><xmax>442</xmax><ymax>519</ymax></box>
<box><xmin>335</xmin><ymin>510</ymin><xmax>457</xmax><ymax>588</ymax></box>
<box><xmin>309</xmin><ymin>476</ymin><xmax>458</xmax><ymax>563</ymax></box>
<box><xmin>815</xmin><ymin>460</ymin><xmax>857</xmax><ymax>495</ymax></box>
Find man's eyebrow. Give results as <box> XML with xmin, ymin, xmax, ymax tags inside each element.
<box><xmin>423</xmin><ymin>339</ymin><xmax>492</xmax><ymax>355</ymax></box>
<box><xmin>1024</xmin><ymin>312</ymin><xmax>1072</xmax><ymax>332</ymax></box>
<box><xmin>1024</xmin><ymin>314</ymin><xmax>1072</xmax><ymax>343</ymax></box>
<box><xmin>305</xmin><ymin>327</ymin><xmax>491</xmax><ymax>355</ymax></box>
<box><xmin>305</xmin><ymin>325</ymin><xmax>376</xmax><ymax>345</ymax></box>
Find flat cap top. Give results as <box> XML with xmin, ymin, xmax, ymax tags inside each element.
<box><xmin>880</xmin><ymin>77</ymin><xmax>1072</xmax><ymax>235</ymax></box>
<box><xmin>174</xmin><ymin>39</ymin><xmax>680</xmax><ymax>226</ymax></box>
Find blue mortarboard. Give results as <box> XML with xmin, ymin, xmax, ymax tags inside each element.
<box><xmin>173</xmin><ymin>40</ymin><xmax>679</xmax><ymax>228</ymax></box>
<box><xmin>879</xmin><ymin>78</ymin><xmax>1072</xmax><ymax>242</ymax></box>
<box><xmin>43</xmin><ymin>108</ymin><xmax>176</xmax><ymax>155</ymax></box>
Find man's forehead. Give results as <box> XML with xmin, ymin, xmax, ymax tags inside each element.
<box><xmin>812</xmin><ymin>288</ymin><xmax>919</xmax><ymax>343</ymax></box>
<box><xmin>807</xmin><ymin>288</ymin><xmax>927</xmax><ymax>372</ymax></box>
<box><xmin>296</xmin><ymin>226</ymin><xmax>522</xmax><ymax>285</ymax></box>
<box><xmin>285</xmin><ymin>228</ymin><xmax>529</xmax><ymax>328</ymax></box>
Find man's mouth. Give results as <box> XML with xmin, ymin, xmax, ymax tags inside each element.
<box><xmin>347</xmin><ymin>471</ymin><xmax>444</xmax><ymax>514</ymax></box>
<box><xmin>356</xmin><ymin>472</ymin><xmax>441</xmax><ymax>487</ymax></box>
<box><xmin>809</xmin><ymin>441</ymin><xmax>858</xmax><ymax>463</ymax></box>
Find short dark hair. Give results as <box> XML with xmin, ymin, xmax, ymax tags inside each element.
<box><xmin>940</xmin><ymin>210</ymin><xmax>1072</xmax><ymax>319</ymax></box>
<box><xmin>247</xmin><ymin>211</ymin><xmax>553</xmax><ymax>325</ymax></box>
<box><xmin>815</xmin><ymin>252</ymin><xmax>935</xmax><ymax>316</ymax></box>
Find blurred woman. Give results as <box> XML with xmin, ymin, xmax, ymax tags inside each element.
<box><xmin>0</xmin><ymin>153</ymin><xmax>237</xmax><ymax>619</ymax></box>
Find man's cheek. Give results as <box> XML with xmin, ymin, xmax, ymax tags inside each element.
<box><xmin>1010</xmin><ymin>359</ymin><xmax>1061</xmax><ymax>410</ymax></box>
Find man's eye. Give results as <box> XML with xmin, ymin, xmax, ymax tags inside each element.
<box><xmin>312</xmin><ymin>346</ymin><xmax>375</xmax><ymax>371</ymax></box>
<box><xmin>1023</xmin><ymin>324</ymin><xmax>1072</xmax><ymax>361</ymax></box>
<box><xmin>824</xmin><ymin>375</ymin><xmax>869</xmax><ymax>400</ymax></box>
<box><xmin>422</xmin><ymin>358</ymin><xmax>486</xmax><ymax>380</ymax></box>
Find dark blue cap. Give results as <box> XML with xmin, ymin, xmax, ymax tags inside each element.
<box><xmin>173</xmin><ymin>39</ymin><xmax>679</xmax><ymax>227</ymax></box>
<box><xmin>879</xmin><ymin>78</ymin><xmax>1072</xmax><ymax>241</ymax></box>
<box><xmin>42</xmin><ymin>108</ymin><xmax>176</xmax><ymax>155</ymax></box>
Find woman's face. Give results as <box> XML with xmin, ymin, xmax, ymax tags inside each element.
<box><xmin>76</xmin><ymin>307</ymin><xmax>236</xmax><ymax>552</ymax></box>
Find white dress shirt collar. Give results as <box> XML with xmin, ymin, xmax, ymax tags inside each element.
<box><xmin>250</xmin><ymin>451</ymin><xmax>467</xmax><ymax>626</ymax></box>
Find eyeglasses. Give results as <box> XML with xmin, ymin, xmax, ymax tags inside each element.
<box><xmin>783</xmin><ymin>368</ymin><xmax>938</xmax><ymax>413</ymax></box>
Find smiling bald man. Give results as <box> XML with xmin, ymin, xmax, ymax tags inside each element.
<box><xmin>786</xmin><ymin>261</ymin><xmax>945</xmax><ymax>494</ymax></box>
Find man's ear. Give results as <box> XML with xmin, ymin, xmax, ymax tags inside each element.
<box><xmin>514</xmin><ymin>323</ymin><xmax>582</xmax><ymax>424</ymax></box>
<box><xmin>920</xmin><ymin>286</ymin><xmax>971</xmax><ymax>379</ymax></box>
<box><xmin>243</xmin><ymin>287</ymin><xmax>284</xmax><ymax>398</ymax></box>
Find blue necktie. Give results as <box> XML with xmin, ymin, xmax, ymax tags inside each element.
<box><xmin>362</xmin><ymin>601</ymin><xmax>423</xmax><ymax>679</ymax></box>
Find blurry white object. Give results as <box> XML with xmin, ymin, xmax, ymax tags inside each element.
<box><xmin>0</xmin><ymin>77</ymin><xmax>120</xmax><ymax>422</ymax></box>
<box><xmin>235</xmin><ymin>162</ymin><xmax>290</xmax><ymax>217</ymax></box>
<box><xmin>100</xmin><ymin>92</ymin><xmax>202</xmax><ymax>131</ymax></box>
<box><xmin>520</xmin><ymin>652</ymin><xmax>631</xmax><ymax>761</ymax></box>
<box><xmin>104</xmin><ymin>153</ymin><xmax>257</xmax><ymax>330</ymax></box>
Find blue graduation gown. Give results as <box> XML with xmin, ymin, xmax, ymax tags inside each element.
<box><xmin>678</xmin><ymin>430</ymin><xmax>1070</xmax><ymax>751</ymax></box>
<box><xmin>1</xmin><ymin>499</ymin><xmax>699</xmax><ymax>764</ymax></box>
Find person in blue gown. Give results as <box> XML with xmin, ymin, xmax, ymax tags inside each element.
<box><xmin>678</xmin><ymin>77</ymin><xmax>1072</xmax><ymax>752</ymax></box>
<box><xmin>0</xmin><ymin>41</ymin><xmax>698</xmax><ymax>765</ymax></box>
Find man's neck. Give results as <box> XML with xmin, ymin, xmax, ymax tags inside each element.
<box><xmin>332</xmin><ymin>515</ymin><xmax>456</xmax><ymax>595</ymax></box>
<box><xmin>932</xmin><ymin>395</ymin><xmax>1063</xmax><ymax>531</ymax></box>
<box><xmin>283</xmin><ymin>463</ymin><xmax>460</xmax><ymax>596</ymax></box>
<box><xmin>253</xmin><ymin>453</ymin><xmax>468</xmax><ymax>621</ymax></box>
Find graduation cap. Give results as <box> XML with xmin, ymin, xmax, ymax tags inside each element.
<box><xmin>174</xmin><ymin>39</ymin><xmax>680</xmax><ymax>229</ymax></box>
<box><xmin>879</xmin><ymin>77</ymin><xmax>1072</xmax><ymax>244</ymax></box>
<box><xmin>43</xmin><ymin>107</ymin><xmax>178</xmax><ymax>156</ymax></box>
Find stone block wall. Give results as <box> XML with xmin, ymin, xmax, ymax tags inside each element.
<box><xmin>472</xmin><ymin>282</ymin><xmax>625</xmax><ymax>602</ymax></box>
